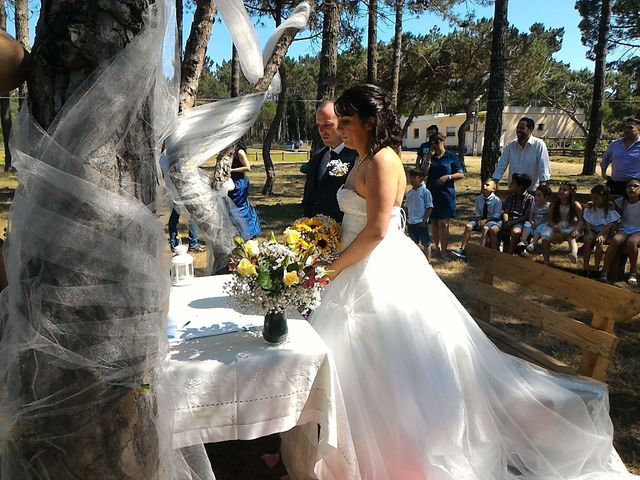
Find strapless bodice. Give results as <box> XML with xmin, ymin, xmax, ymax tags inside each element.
<box><xmin>337</xmin><ymin>187</ymin><xmax>405</xmax><ymax>247</ymax></box>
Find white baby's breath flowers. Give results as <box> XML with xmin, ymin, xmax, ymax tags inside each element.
<box><xmin>327</xmin><ymin>159</ymin><xmax>350</xmax><ymax>177</ymax></box>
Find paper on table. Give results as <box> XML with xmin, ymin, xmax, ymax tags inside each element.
<box><xmin>167</xmin><ymin>276</ymin><xmax>263</xmax><ymax>342</ymax></box>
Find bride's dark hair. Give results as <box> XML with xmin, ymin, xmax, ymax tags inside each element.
<box><xmin>334</xmin><ymin>84</ymin><xmax>402</xmax><ymax>155</ymax></box>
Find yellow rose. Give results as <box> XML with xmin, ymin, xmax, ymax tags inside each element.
<box><xmin>244</xmin><ymin>239</ymin><xmax>260</xmax><ymax>257</ymax></box>
<box><xmin>283</xmin><ymin>270</ymin><xmax>300</xmax><ymax>286</ymax></box>
<box><xmin>284</xmin><ymin>228</ymin><xmax>301</xmax><ymax>245</ymax></box>
<box><xmin>236</xmin><ymin>258</ymin><xmax>257</xmax><ymax>276</ymax></box>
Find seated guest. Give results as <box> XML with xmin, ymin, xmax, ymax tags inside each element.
<box><xmin>600</xmin><ymin>178</ymin><xmax>640</xmax><ymax>285</ymax></box>
<box><xmin>582</xmin><ymin>185</ymin><xmax>620</xmax><ymax>276</ymax></box>
<box><xmin>452</xmin><ymin>179</ymin><xmax>501</xmax><ymax>259</ymax></box>
<box><xmin>541</xmin><ymin>182</ymin><xmax>583</xmax><ymax>266</ymax></box>
<box><xmin>489</xmin><ymin>173</ymin><xmax>533</xmax><ymax>253</ymax></box>
<box><xmin>600</xmin><ymin>118</ymin><xmax>640</xmax><ymax>195</ymax></box>
<box><xmin>519</xmin><ymin>184</ymin><xmax>552</xmax><ymax>253</ymax></box>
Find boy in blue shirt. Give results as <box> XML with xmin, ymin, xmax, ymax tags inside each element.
<box><xmin>452</xmin><ymin>179</ymin><xmax>502</xmax><ymax>259</ymax></box>
<box><xmin>404</xmin><ymin>168</ymin><xmax>434</xmax><ymax>260</ymax></box>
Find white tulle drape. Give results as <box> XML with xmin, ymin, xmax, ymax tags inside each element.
<box><xmin>164</xmin><ymin>1</ymin><xmax>310</xmax><ymax>273</ymax></box>
<box><xmin>0</xmin><ymin>1</ymin><xmax>308</xmax><ymax>479</ymax></box>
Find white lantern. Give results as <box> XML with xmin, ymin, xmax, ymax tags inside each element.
<box><xmin>171</xmin><ymin>245</ymin><xmax>195</xmax><ymax>286</ymax></box>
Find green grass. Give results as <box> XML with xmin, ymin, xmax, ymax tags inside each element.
<box><xmin>550</xmin><ymin>155</ymin><xmax>584</xmax><ymax>164</ymax></box>
<box><xmin>246</xmin><ymin>147</ymin><xmax>311</xmax><ymax>164</ymax></box>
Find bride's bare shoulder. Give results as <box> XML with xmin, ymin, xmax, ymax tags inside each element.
<box><xmin>371</xmin><ymin>147</ymin><xmax>402</xmax><ymax>167</ymax></box>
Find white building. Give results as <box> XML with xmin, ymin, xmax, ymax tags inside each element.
<box><xmin>401</xmin><ymin>106</ymin><xmax>586</xmax><ymax>155</ymax></box>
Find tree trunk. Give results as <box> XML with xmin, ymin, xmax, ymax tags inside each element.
<box><xmin>582</xmin><ymin>0</ymin><xmax>611</xmax><ymax>176</ymax></box>
<box><xmin>177</xmin><ymin>0</ymin><xmax>183</xmax><ymax>60</ymax></box>
<box><xmin>457</xmin><ymin>101</ymin><xmax>473</xmax><ymax>171</ymax></box>
<box><xmin>402</xmin><ymin>97</ymin><xmax>424</xmax><ymax>137</ymax></box>
<box><xmin>401</xmin><ymin>64</ymin><xmax>439</xmax><ymax>137</ymax></box>
<box><xmin>390</xmin><ymin>0</ymin><xmax>403</xmax><ymax>109</ymax></box>
<box><xmin>262</xmin><ymin>64</ymin><xmax>287</xmax><ymax>196</ymax></box>
<box><xmin>0</xmin><ymin>0</ymin><xmax>12</xmax><ymax>171</ymax></box>
<box><xmin>231</xmin><ymin>44</ymin><xmax>240</xmax><ymax>97</ymax></box>
<box><xmin>0</xmin><ymin>96</ymin><xmax>11</xmax><ymax>171</ymax></box>
<box><xmin>316</xmin><ymin>0</ymin><xmax>339</xmax><ymax>101</ymax></box>
<box><xmin>367</xmin><ymin>0</ymin><xmax>378</xmax><ymax>84</ymax></box>
<box><xmin>5</xmin><ymin>2</ymin><xmax>164</xmax><ymax>478</ymax></box>
<box><xmin>180</xmin><ymin>0</ymin><xmax>216</xmax><ymax>110</ymax></box>
<box><xmin>480</xmin><ymin>0</ymin><xmax>508</xmax><ymax>183</ymax></box>
<box><xmin>14</xmin><ymin>0</ymin><xmax>29</xmax><ymax>107</ymax></box>
<box><xmin>209</xmin><ymin>25</ymin><xmax>301</xmax><ymax>191</ymax></box>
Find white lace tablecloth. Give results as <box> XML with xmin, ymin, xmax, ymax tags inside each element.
<box><xmin>166</xmin><ymin>275</ymin><xmax>359</xmax><ymax>480</ymax></box>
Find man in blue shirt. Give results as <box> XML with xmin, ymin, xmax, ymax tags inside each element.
<box><xmin>415</xmin><ymin>124</ymin><xmax>439</xmax><ymax>168</ymax></box>
<box><xmin>601</xmin><ymin>118</ymin><xmax>640</xmax><ymax>195</ymax></box>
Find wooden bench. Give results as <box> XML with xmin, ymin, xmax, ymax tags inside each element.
<box><xmin>464</xmin><ymin>243</ymin><xmax>640</xmax><ymax>381</ymax></box>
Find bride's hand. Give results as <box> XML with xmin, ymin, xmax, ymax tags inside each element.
<box><xmin>325</xmin><ymin>262</ymin><xmax>342</xmax><ymax>280</ymax></box>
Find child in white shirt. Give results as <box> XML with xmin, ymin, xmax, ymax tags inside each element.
<box><xmin>601</xmin><ymin>178</ymin><xmax>640</xmax><ymax>285</ymax></box>
<box><xmin>519</xmin><ymin>185</ymin><xmax>551</xmax><ymax>253</ymax></box>
<box><xmin>582</xmin><ymin>185</ymin><xmax>620</xmax><ymax>275</ymax></box>
<box><xmin>452</xmin><ymin>179</ymin><xmax>502</xmax><ymax>258</ymax></box>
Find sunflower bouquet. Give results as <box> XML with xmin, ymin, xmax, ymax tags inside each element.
<box><xmin>225</xmin><ymin>217</ymin><xmax>341</xmax><ymax>317</ymax></box>
<box><xmin>284</xmin><ymin>215</ymin><xmax>342</xmax><ymax>262</ymax></box>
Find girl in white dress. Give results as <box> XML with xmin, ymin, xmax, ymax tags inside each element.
<box><xmin>582</xmin><ymin>185</ymin><xmax>620</xmax><ymax>275</ymax></box>
<box><xmin>541</xmin><ymin>182</ymin><xmax>584</xmax><ymax>265</ymax></box>
<box><xmin>311</xmin><ymin>84</ymin><xmax>637</xmax><ymax>480</ymax></box>
<box><xmin>601</xmin><ymin>178</ymin><xmax>640</xmax><ymax>285</ymax></box>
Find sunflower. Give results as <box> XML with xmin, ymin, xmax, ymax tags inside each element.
<box><xmin>304</xmin><ymin>217</ymin><xmax>323</xmax><ymax>229</ymax></box>
<box><xmin>314</xmin><ymin>234</ymin><xmax>331</xmax><ymax>252</ymax></box>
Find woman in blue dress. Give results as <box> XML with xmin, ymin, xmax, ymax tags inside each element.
<box><xmin>228</xmin><ymin>142</ymin><xmax>261</xmax><ymax>239</ymax></box>
<box><xmin>424</xmin><ymin>132</ymin><xmax>464</xmax><ymax>259</ymax></box>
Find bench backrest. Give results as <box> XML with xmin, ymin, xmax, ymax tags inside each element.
<box><xmin>464</xmin><ymin>243</ymin><xmax>640</xmax><ymax>380</ymax></box>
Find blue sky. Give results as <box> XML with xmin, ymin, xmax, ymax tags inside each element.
<box><xmin>195</xmin><ymin>0</ymin><xmax>594</xmax><ymax>71</ymax></box>
<box><xmin>7</xmin><ymin>1</ymin><xmax>593</xmax><ymax>71</ymax></box>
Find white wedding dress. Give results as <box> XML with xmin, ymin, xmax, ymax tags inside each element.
<box><xmin>311</xmin><ymin>187</ymin><xmax>636</xmax><ymax>480</ymax></box>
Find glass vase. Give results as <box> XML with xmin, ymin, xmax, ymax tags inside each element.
<box><xmin>263</xmin><ymin>310</ymin><xmax>288</xmax><ymax>344</ymax></box>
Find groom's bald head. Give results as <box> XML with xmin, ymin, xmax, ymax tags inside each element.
<box><xmin>316</xmin><ymin>101</ymin><xmax>342</xmax><ymax>149</ymax></box>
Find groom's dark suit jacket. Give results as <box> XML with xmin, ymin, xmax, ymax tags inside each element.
<box><xmin>302</xmin><ymin>146</ymin><xmax>358</xmax><ymax>222</ymax></box>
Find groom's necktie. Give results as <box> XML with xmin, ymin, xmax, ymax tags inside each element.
<box><xmin>482</xmin><ymin>198</ymin><xmax>489</xmax><ymax>219</ymax></box>
<box><xmin>318</xmin><ymin>149</ymin><xmax>340</xmax><ymax>179</ymax></box>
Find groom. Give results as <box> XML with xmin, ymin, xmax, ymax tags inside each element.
<box><xmin>302</xmin><ymin>101</ymin><xmax>357</xmax><ymax>223</ymax></box>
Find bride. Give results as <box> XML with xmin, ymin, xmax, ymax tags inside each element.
<box><xmin>311</xmin><ymin>84</ymin><xmax>637</xmax><ymax>480</ymax></box>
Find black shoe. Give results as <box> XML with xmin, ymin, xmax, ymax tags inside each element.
<box><xmin>189</xmin><ymin>244</ymin><xmax>206</xmax><ymax>252</ymax></box>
